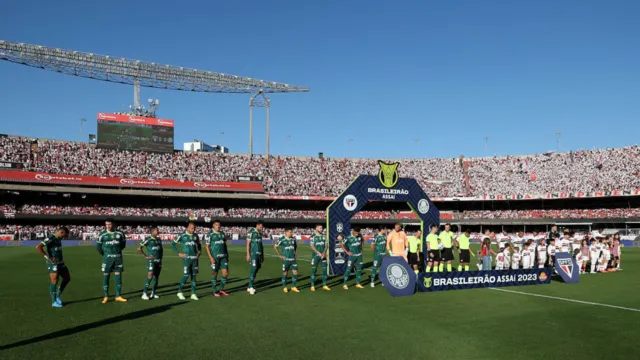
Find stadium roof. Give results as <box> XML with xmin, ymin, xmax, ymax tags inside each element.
<box><xmin>0</xmin><ymin>40</ymin><xmax>309</xmax><ymax>94</ymax></box>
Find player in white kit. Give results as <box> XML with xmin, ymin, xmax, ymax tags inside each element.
<box><xmin>537</xmin><ymin>241</ymin><xmax>547</xmax><ymax>268</ymax></box>
<box><xmin>503</xmin><ymin>247</ymin><xmax>512</xmax><ymax>270</ymax></box>
<box><xmin>573</xmin><ymin>248</ymin><xmax>585</xmax><ymax>275</ymax></box>
<box><xmin>495</xmin><ymin>250</ymin><xmax>505</xmax><ymax>270</ymax></box>
<box><xmin>589</xmin><ymin>239</ymin><xmax>600</xmax><ymax>273</ymax></box>
<box><xmin>522</xmin><ymin>246</ymin><xmax>531</xmax><ymax>269</ymax></box>
<box><xmin>511</xmin><ymin>247</ymin><xmax>521</xmax><ymax>270</ymax></box>
<box><xmin>559</xmin><ymin>233</ymin><xmax>571</xmax><ymax>253</ymax></box>
<box><xmin>547</xmin><ymin>239</ymin><xmax>557</xmax><ymax>268</ymax></box>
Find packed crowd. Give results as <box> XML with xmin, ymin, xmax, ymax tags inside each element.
<box><xmin>467</xmin><ymin>147</ymin><xmax>640</xmax><ymax>196</ymax></box>
<box><xmin>11</xmin><ymin>204</ymin><xmax>640</xmax><ymax>220</ymax></box>
<box><xmin>0</xmin><ymin>224</ymin><xmax>378</xmax><ymax>240</ymax></box>
<box><xmin>0</xmin><ymin>135</ymin><xmax>32</xmax><ymax>166</ymax></box>
<box><xmin>15</xmin><ymin>205</ymin><xmax>398</xmax><ymax>220</ymax></box>
<box><xmin>3</xmin><ymin>136</ymin><xmax>640</xmax><ymax>197</ymax></box>
<box><xmin>458</xmin><ymin>208</ymin><xmax>640</xmax><ymax>220</ymax></box>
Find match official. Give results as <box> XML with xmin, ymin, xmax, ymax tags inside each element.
<box><xmin>455</xmin><ymin>229</ymin><xmax>473</xmax><ymax>271</ymax></box>
<box><xmin>439</xmin><ymin>223</ymin><xmax>455</xmax><ymax>272</ymax></box>
<box><xmin>407</xmin><ymin>230</ymin><xmax>423</xmax><ymax>275</ymax></box>
<box><xmin>426</xmin><ymin>225</ymin><xmax>440</xmax><ymax>272</ymax></box>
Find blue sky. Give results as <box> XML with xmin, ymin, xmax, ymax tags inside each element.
<box><xmin>1</xmin><ymin>0</ymin><xmax>639</xmax><ymax>159</ymax></box>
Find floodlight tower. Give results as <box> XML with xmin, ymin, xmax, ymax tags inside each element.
<box><xmin>0</xmin><ymin>40</ymin><xmax>309</xmax><ymax>156</ymax></box>
<box><xmin>249</xmin><ymin>89</ymin><xmax>271</xmax><ymax>157</ymax></box>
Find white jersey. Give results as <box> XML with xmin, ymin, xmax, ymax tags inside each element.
<box><xmin>575</xmin><ymin>253</ymin><xmax>584</xmax><ymax>266</ymax></box>
<box><xmin>537</xmin><ymin>244</ymin><xmax>547</xmax><ymax>259</ymax></box>
<box><xmin>589</xmin><ymin>244</ymin><xmax>600</xmax><ymax>259</ymax></box>
<box><xmin>496</xmin><ymin>253</ymin><xmax>505</xmax><ymax>270</ymax></box>
<box><xmin>571</xmin><ymin>241</ymin><xmax>581</xmax><ymax>252</ymax></box>
<box><xmin>547</xmin><ymin>245</ymin><xmax>556</xmax><ymax>257</ymax></box>
<box><xmin>497</xmin><ymin>234</ymin><xmax>509</xmax><ymax>249</ymax></box>
<box><xmin>503</xmin><ymin>250</ymin><xmax>511</xmax><ymax>269</ymax></box>
<box><xmin>522</xmin><ymin>249</ymin><xmax>531</xmax><ymax>269</ymax></box>
<box><xmin>511</xmin><ymin>236</ymin><xmax>524</xmax><ymax>246</ymax></box>
<box><xmin>511</xmin><ymin>252</ymin><xmax>521</xmax><ymax>269</ymax></box>
<box><xmin>560</xmin><ymin>239</ymin><xmax>571</xmax><ymax>253</ymax></box>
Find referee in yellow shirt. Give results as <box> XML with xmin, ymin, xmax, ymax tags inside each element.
<box><xmin>455</xmin><ymin>229</ymin><xmax>474</xmax><ymax>271</ymax></box>
<box><xmin>426</xmin><ymin>225</ymin><xmax>440</xmax><ymax>272</ymax></box>
<box><xmin>407</xmin><ymin>229</ymin><xmax>423</xmax><ymax>275</ymax></box>
<box><xmin>439</xmin><ymin>223</ymin><xmax>455</xmax><ymax>272</ymax></box>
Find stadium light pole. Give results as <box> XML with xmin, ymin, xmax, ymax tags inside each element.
<box><xmin>79</xmin><ymin>118</ymin><xmax>86</xmax><ymax>140</ymax></box>
<box><xmin>556</xmin><ymin>132</ymin><xmax>562</xmax><ymax>151</ymax></box>
<box><xmin>249</xmin><ymin>90</ymin><xmax>271</xmax><ymax>157</ymax></box>
<box><xmin>484</xmin><ymin>136</ymin><xmax>489</xmax><ymax>153</ymax></box>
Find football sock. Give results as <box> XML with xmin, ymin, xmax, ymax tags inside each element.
<box><xmin>220</xmin><ymin>276</ymin><xmax>227</xmax><ymax>291</ymax></box>
<box><xmin>49</xmin><ymin>283</ymin><xmax>57</xmax><ymax>302</ymax></box>
<box><xmin>292</xmin><ymin>274</ymin><xmax>298</xmax><ymax>287</ymax></box>
<box><xmin>281</xmin><ymin>275</ymin><xmax>287</xmax><ymax>288</ymax></box>
<box><xmin>310</xmin><ymin>267</ymin><xmax>317</xmax><ymax>286</ymax></box>
<box><xmin>102</xmin><ymin>274</ymin><xmax>110</xmax><ymax>297</ymax></box>
<box><xmin>115</xmin><ymin>274</ymin><xmax>122</xmax><ymax>297</ymax></box>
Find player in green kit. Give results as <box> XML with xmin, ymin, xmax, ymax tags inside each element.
<box><xmin>172</xmin><ymin>221</ymin><xmax>201</xmax><ymax>301</ymax></box>
<box><xmin>309</xmin><ymin>224</ymin><xmax>330</xmax><ymax>292</ymax></box>
<box><xmin>97</xmin><ymin>219</ymin><xmax>128</xmax><ymax>303</ymax></box>
<box><xmin>206</xmin><ymin>220</ymin><xmax>230</xmax><ymax>297</ymax></box>
<box><xmin>370</xmin><ymin>227</ymin><xmax>387</xmax><ymax>288</ymax></box>
<box><xmin>138</xmin><ymin>225</ymin><xmax>163</xmax><ymax>300</ymax></box>
<box><xmin>274</xmin><ymin>227</ymin><xmax>300</xmax><ymax>293</ymax></box>
<box><xmin>341</xmin><ymin>227</ymin><xmax>365</xmax><ymax>290</ymax></box>
<box><xmin>36</xmin><ymin>226</ymin><xmax>70</xmax><ymax>307</ymax></box>
<box><xmin>246</xmin><ymin>221</ymin><xmax>265</xmax><ymax>295</ymax></box>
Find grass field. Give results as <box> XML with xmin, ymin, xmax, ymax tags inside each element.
<box><xmin>1</xmin><ymin>244</ymin><xmax>639</xmax><ymax>360</ymax></box>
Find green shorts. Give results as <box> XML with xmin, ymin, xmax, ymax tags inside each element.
<box><xmin>373</xmin><ymin>252</ymin><xmax>386</xmax><ymax>268</ymax></box>
<box><xmin>146</xmin><ymin>259</ymin><xmax>163</xmax><ymax>275</ymax></box>
<box><xmin>250</xmin><ymin>254</ymin><xmax>263</xmax><ymax>270</ymax></box>
<box><xmin>182</xmin><ymin>258</ymin><xmax>199</xmax><ymax>276</ymax></box>
<box><xmin>211</xmin><ymin>256</ymin><xmax>229</xmax><ymax>272</ymax></box>
<box><xmin>102</xmin><ymin>256</ymin><xmax>124</xmax><ymax>273</ymax></box>
<box><xmin>311</xmin><ymin>254</ymin><xmax>327</xmax><ymax>268</ymax></box>
<box><xmin>47</xmin><ymin>261</ymin><xmax>69</xmax><ymax>275</ymax></box>
<box><xmin>281</xmin><ymin>259</ymin><xmax>298</xmax><ymax>272</ymax></box>
<box><xmin>347</xmin><ymin>255</ymin><xmax>363</xmax><ymax>270</ymax></box>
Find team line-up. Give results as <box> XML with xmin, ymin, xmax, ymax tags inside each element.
<box><xmin>36</xmin><ymin>219</ymin><xmax>623</xmax><ymax>307</ymax></box>
<box><xmin>38</xmin><ymin>219</ymin><xmax>410</xmax><ymax>307</ymax></box>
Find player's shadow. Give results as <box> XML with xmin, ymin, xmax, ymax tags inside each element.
<box><xmin>252</xmin><ymin>276</ymin><xmax>311</xmax><ymax>292</ymax></box>
<box><xmin>0</xmin><ymin>302</ymin><xmax>188</xmax><ymax>351</ymax></box>
<box><xmin>64</xmin><ymin>278</ymin><xmax>245</xmax><ymax>305</ymax></box>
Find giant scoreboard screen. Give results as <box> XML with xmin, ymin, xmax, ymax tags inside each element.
<box><xmin>96</xmin><ymin>113</ymin><xmax>174</xmax><ymax>153</ymax></box>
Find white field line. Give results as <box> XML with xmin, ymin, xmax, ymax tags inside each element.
<box><xmin>489</xmin><ymin>288</ymin><xmax>640</xmax><ymax>313</ymax></box>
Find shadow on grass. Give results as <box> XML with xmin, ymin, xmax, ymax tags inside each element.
<box><xmin>65</xmin><ymin>277</ymin><xmax>245</xmax><ymax>305</ymax></box>
<box><xmin>0</xmin><ymin>302</ymin><xmax>189</xmax><ymax>351</ymax></box>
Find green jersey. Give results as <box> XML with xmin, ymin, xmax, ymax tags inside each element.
<box><xmin>42</xmin><ymin>234</ymin><xmax>64</xmax><ymax>263</ymax></box>
<box><xmin>310</xmin><ymin>232</ymin><xmax>326</xmax><ymax>254</ymax></box>
<box><xmin>140</xmin><ymin>236</ymin><xmax>163</xmax><ymax>260</ymax></box>
<box><xmin>372</xmin><ymin>234</ymin><xmax>387</xmax><ymax>253</ymax></box>
<box><xmin>97</xmin><ymin>230</ymin><xmax>126</xmax><ymax>256</ymax></box>
<box><xmin>172</xmin><ymin>232</ymin><xmax>201</xmax><ymax>257</ymax></box>
<box><xmin>343</xmin><ymin>235</ymin><xmax>363</xmax><ymax>256</ymax></box>
<box><xmin>247</xmin><ymin>228</ymin><xmax>264</xmax><ymax>256</ymax></box>
<box><xmin>206</xmin><ymin>230</ymin><xmax>227</xmax><ymax>258</ymax></box>
<box><xmin>276</xmin><ymin>236</ymin><xmax>297</xmax><ymax>261</ymax></box>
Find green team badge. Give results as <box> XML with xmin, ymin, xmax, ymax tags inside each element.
<box><xmin>378</xmin><ymin>161</ymin><xmax>399</xmax><ymax>188</ymax></box>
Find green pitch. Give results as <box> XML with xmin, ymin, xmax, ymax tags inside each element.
<box><xmin>1</xmin><ymin>245</ymin><xmax>639</xmax><ymax>360</ymax></box>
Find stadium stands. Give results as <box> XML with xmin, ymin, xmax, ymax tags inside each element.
<box><xmin>1</xmin><ymin>136</ymin><xmax>636</xmax><ymax>198</ymax></box>
<box><xmin>11</xmin><ymin>205</ymin><xmax>640</xmax><ymax>220</ymax></box>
